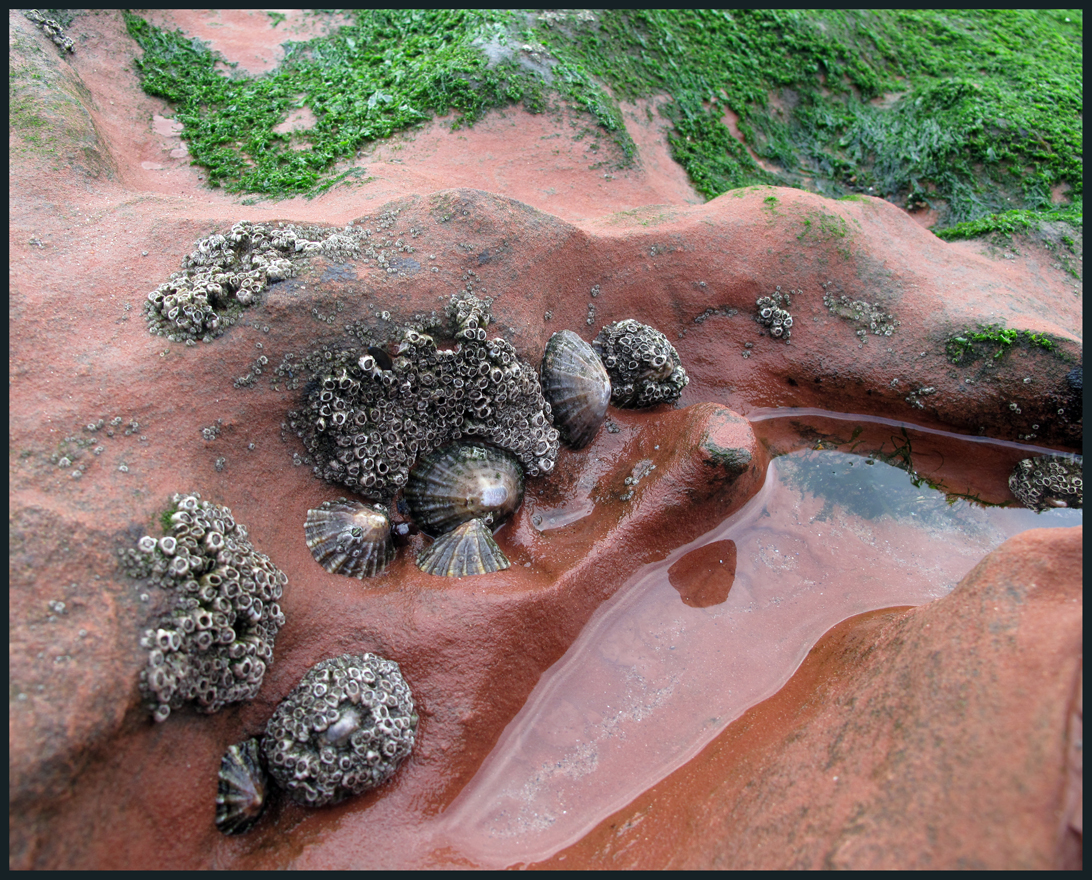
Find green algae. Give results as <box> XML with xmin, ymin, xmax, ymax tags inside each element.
<box><xmin>945</xmin><ymin>323</ymin><xmax>1060</xmax><ymax>365</ymax></box>
<box><xmin>120</xmin><ymin>9</ymin><xmax>1081</xmax><ymax>239</ymax></box>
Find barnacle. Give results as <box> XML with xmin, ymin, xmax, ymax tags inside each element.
<box><xmin>290</xmin><ymin>295</ymin><xmax>559</xmax><ymax>500</ymax></box>
<box><xmin>129</xmin><ymin>492</ymin><xmax>287</xmax><ymax>722</ymax></box>
<box><xmin>262</xmin><ymin>653</ymin><xmax>417</xmax><ymax>807</ymax></box>
<box><xmin>755</xmin><ymin>288</ymin><xmax>799</xmax><ymax>341</ymax></box>
<box><xmin>592</xmin><ymin>319</ymin><xmax>689</xmax><ymax>408</ymax></box>
<box><xmin>22</xmin><ymin>9</ymin><xmax>74</xmax><ymax>53</ymax></box>
<box><xmin>144</xmin><ymin>221</ymin><xmax>368</xmax><ymax>343</ymax></box>
<box><xmin>821</xmin><ymin>290</ymin><xmax>899</xmax><ymax>338</ymax></box>
<box><xmin>1009</xmin><ymin>455</ymin><xmax>1083</xmax><ymax>511</ymax></box>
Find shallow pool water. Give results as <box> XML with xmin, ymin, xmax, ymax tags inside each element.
<box><xmin>433</xmin><ymin>431</ymin><xmax>1081</xmax><ymax>866</ymax></box>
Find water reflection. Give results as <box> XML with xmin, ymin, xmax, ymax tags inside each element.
<box><xmin>437</xmin><ymin>444</ymin><xmax>1081</xmax><ymax>866</ymax></box>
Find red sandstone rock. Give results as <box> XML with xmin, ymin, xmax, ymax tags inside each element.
<box><xmin>8</xmin><ymin>10</ymin><xmax>1082</xmax><ymax>870</ymax></box>
<box><xmin>535</xmin><ymin>527</ymin><xmax>1083</xmax><ymax>870</ymax></box>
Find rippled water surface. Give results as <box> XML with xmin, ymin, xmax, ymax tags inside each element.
<box><xmin>434</xmin><ymin>427</ymin><xmax>1081</xmax><ymax>866</ymax></box>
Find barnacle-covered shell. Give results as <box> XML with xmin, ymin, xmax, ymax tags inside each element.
<box><xmin>1009</xmin><ymin>455</ymin><xmax>1083</xmax><ymax>512</ymax></box>
<box><xmin>262</xmin><ymin>653</ymin><xmax>417</xmax><ymax>807</ymax></box>
<box><xmin>540</xmin><ymin>330</ymin><xmax>611</xmax><ymax>448</ymax></box>
<box><xmin>416</xmin><ymin>518</ymin><xmax>511</xmax><ymax>577</ymax></box>
<box><xmin>304</xmin><ymin>499</ymin><xmax>395</xmax><ymax>578</ymax></box>
<box><xmin>216</xmin><ymin>737</ymin><xmax>268</xmax><ymax>835</ymax></box>
<box><xmin>404</xmin><ymin>442</ymin><xmax>524</xmax><ymax>537</ymax></box>
<box><xmin>130</xmin><ymin>492</ymin><xmax>287</xmax><ymax>722</ymax></box>
<box><xmin>592</xmin><ymin>319</ymin><xmax>689</xmax><ymax>408</ymax></box>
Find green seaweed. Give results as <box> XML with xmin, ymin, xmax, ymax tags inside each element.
<box><xmin>934</xmin><ymin>202</ymin><xmax>1083</xmax><ymax>242</ymax></box>
<box><xmin>945</xmin><ymin>323</ymin><xmax>1059</xmax><ymax>365</ymax></box>
<box><xmin>119</xmin><ymin>9</ymin><xmax>1081</xmax><ymax>237</ymax></box>
<box><xmin>159</xmin><ymin>502</ymin><xmax>179</xmax><ymax>533</ymax></box>
<box><xmin>123</xmin><ymin>10</ymin><xmax>549</xmax><ymax>195</ymax></box>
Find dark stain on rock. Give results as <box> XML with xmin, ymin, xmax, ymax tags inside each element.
<box><xmin>668</xmin><ymin>539</ymin><xmax>737</xmax><ymax>607</ymax></box>
<box><xmin>701</xmin><ymin>441</ymin><xmax>753</xmax><ymax>480</ymax></box>
<box><xmin>387</xmin><ymin>257</ymin><xmax>420</xmax><ymax>275</ymax></box>
<box><xmin>319</xmin><ymin>263</ymin><xmax>357</xmax><ymax>283</ymax></box>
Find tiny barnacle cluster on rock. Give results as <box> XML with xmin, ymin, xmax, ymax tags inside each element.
<box><xmin>905</xmin><ymin>386</ymin><xmax>937</xmax><ymax>410</ymax></box>
<box><xmin>289</xmin><ymin>294</ymin><xmax>559</xmax><ymax>500</ymax></box>
<box><xmin>593</xmin><ymin>319</ymin><xmax>689</xmax><ymax>408</ymax></box>
<box><xmin>123</xmin><ymin>492</ymin><xmax>287</xmax><ymax>722</ymax></box>
<box><xmin>1009</xmin><ymin>455</ymin><xmax>1083</xmax><ymax>511</ymax></box>
<box><xmin>755</xmin><ymin>286</ymin><xmax>795</xmax><ymax>340</ymax></box>
<box><xmin>822</xmin><ymin>288</ymin><xmax>899</xmax><ymax>340</ymax></box>
<box><xmin>263</xmin><ymin>653</ymin><xmax>417</xmax><ymax>807</ymax></box>
<box><xmin>23</xmin><ymin>9</ymin><xmax>75</xmax><ymax>53</ymax></box>
<box><xmin>144</xmin><ymin>221</ymin><xmax>368</xmax><ymax>343</ymax></box>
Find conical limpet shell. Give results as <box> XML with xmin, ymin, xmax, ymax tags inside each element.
<box><xmin>404</xmin><ymin>442</ymin><xmax>524</xmax><ymax>537</ymax></box>
<box><xmin>541</xmin><ymin>329</ymin><xmax>611</xmax><ymax>448</ymax></box>
<box><xmin>416</xmin><ymin>518</ymin><xmax>511</xmax><ymax>577</ymax></box>
<box><xmin>304</xmin><ymin>499</ymin><xmax>395</xmax><ymax>578</ymax></box>
<box><xmin>215</xmin><ymin>737</ymin><xmax>268</xmax><ymax>835</ymax></box>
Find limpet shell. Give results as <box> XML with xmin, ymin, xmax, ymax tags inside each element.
<box><xmin>541</xmin><ymin>330</ymin><xmax>611</xmax><ymax>448</ymax></box>
<box><xmin>404</xmin><ymin>442</ymin><xmax>524</xmax><ymax>537</ymax></box>
<box><xmin>215</xmin><ymin>737</ymin><xmax>268</xmax><ymax>835</ymax></box>
<box><xmin>416</xmin><ymin>518</ymin><xmax>511</xmax><ymax>577</ymax></box>
<box><xmin>304</xmin><ymin>499</ymin><xmax>395</xmax><ymax>578</ymax></box>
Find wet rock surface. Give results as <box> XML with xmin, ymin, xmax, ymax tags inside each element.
<box><xmin>9</xmin><ymin>10</ymin><xmax>1082</xmax><ymax>870</ymax></box>
<box><xmin>536</xmin><ymin>527</ymin><xmax>1083</xmax><ymax>870</ymax></box>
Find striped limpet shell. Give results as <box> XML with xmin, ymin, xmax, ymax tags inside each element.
<box><xmin>304</xmin><ymin>499</ymin><xmax>395</xmax><ymax>578</ymax></box>
<box><xmin>404</xmin><ymin>442</ymin><xmax>524</xmax><ymax>537</ymax></box>
<box><xmin>416</xmin><ymin>518</ymin><xmax>511</xmax><ymax>577</ymax></box>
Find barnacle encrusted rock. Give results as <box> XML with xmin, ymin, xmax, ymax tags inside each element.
<box><xmin>23</xmin><ymin>9</ymin><xmax>75</xmax><ymax>53</ymax></box>
<box><xmin>262</xmin><ymin>653</ymin><xmax>417</xmax><ymax>807</ymax></box>
<box><xmin>755</xmin><ymin>287</ymin><xmax>795</xmax><ymax>340</ymax></box>
<box><xmin>144</xmin><ymin>221</ymin><xmax>368</xmax><ymax>343</ymax></box>
<box><xmin>290</xmin><ymin>294</ymin><xmax>560</xmax><ymax>499</ymax></box>
<box><xmin>822</xmin><ymin>289</ymin><xmax>899</xmax><ymax>339</ymax></box>
<box><xmin>1008</xmin><ymin>455</ymin><xmax>1083</xmax><ymax>511</ymax></box>
<box><xmin>593</xmin><ymin>319</ymin><xmax>689</xmax><ymax>408</ymax></box>
<box><xmin>124</xmin><ymin>492</ymin><xmax>287</xmax><ymax>722</ymax></box>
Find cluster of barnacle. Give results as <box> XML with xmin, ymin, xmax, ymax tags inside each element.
<box><xmin>289</xmin><ymin>294</ymin><xmax>561</xmax><ymax>502</ymax></box>
<box><xmin>23</xmin><ymin>9</ymin><xmax>74</xmax><ymax>53</ymax></box>
<box><xmin>295</xmin><ymin>310</ymin><xmax>688</xmax><ymax>580</ymax></box>
<box><xmin>822</xmin><ymin>291</ymin><xmax>899</xmax><ymax>338</ymax></box>
<box><xmin>144</xmin><ymin>221</ymin><xmax>368</xmax><ymax>343</ymax></box>
<box><xmin>128</xmin><ymin>492</ymin><xmax>287</xmax><ymax>722</ymax></box>
<box><xmin>1009</xmin><ymin>455</ymin><xmax>1083</xmax><ymax>512</ymax></box>
<box><xmin>216</xmin><ymin>652</ymin><xmax>417</xmax><ymax>833</ymax></box>
<box><xmin>591</xmin><ymin>319</ymin><xmax>690</xmax><ymax>408</ymax></box>
<box><xmin>261</xmin><ymin>653</ymin><xmax>417</xmax><ymax>807</ymax></box>
<box><xmin>755</xmin><ymin>287</ymin><xmax>794</xmax><ymax>340</ymax></box>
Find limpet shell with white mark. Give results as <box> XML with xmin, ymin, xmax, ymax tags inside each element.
<box><xmin>541</xmin><ymin>329</ymin><xmax>611</xmax><ymax>448</ymax></box>
<box><xmin>404</xmin><ymin>442</ymin><xmax>524</xmax><ymax>537</ymax></box>
<box><xmin>304</xmin><ymin>499</ymin><xmax>395</xmax><ymax>578</ymax></box>
<box><xmin>416</xmin><ymin>518</ymin><xmax>511</xmax><ymax>577</ymax></box>
<box><xmin>216</xmin><ymin>737</ymin><xmax>268</xmax><ymax>835</ymax></box>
